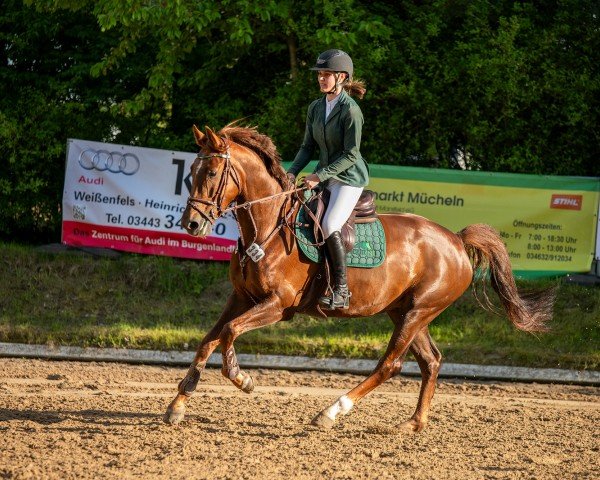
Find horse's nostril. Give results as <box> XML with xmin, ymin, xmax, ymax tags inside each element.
<box><xmin>188</xmin><ymin>221</ymin><xmax>199</xmax><ymax>231</ymax></box>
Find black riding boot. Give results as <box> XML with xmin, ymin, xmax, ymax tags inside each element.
<box><xmin>319</xmin><ymin>231</ymin><xmax>351</xmax><ymax>309</ymax></box>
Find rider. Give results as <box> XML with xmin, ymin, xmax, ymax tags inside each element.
<box><xmin>287</xmin><ymin>49</ymin><xmax>369</xmax><ymax>309</ymax></box>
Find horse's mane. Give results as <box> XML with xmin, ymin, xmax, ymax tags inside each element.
<box><xmin>219</xmin><ymin>123</ymin><xmax>288</xmax><ymax>189</ymax></box>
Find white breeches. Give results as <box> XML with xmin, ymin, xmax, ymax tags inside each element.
<box><xmin>322</xmin><ymin>179</ymin><xmax>364</xmax><ymax>239</ymax></box>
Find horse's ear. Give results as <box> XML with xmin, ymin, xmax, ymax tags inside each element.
<box><xmin>205</xmin><ymin>126</ymin><xmax>225</xmax><ymax>151</ymax></box>
<box><xmin>192</xmin><ymin>124</ymin><xmax>205</xmax><ymax>146</ymax></box>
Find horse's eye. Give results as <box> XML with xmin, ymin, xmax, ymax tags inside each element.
<box><xmin>208</xmin><ymin>170</ymin><xmax>217</xmax><ymax>178</ymax></box>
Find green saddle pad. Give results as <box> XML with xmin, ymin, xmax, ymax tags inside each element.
<box><xmin>295</xmin><ymin>207</ymin><xmax>386</xmax><ymax>268</ymax></box>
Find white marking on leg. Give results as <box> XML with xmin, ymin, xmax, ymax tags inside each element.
<box><xmin>321</xmin><ymin>395</ymin><xmax>354</xmax><ymax>422</ymax></box>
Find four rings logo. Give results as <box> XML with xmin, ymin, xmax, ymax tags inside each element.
<box><xmin>550</xmin><ymin>194</ymin><xmax>582</xmax><ymax>211</ymax></box>
<box><xmin>78</xmin><ymin>148</ymin><xmax>140</xmax><ymax>175</ymax></box>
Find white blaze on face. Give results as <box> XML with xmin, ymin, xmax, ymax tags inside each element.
<box><xmin>321</xmin><ymin>395</ymin><xmax>354</xmax><ymax>422</ymax></box>
<box><xmin>197</xmin><ymin>220</ymin><xmax>212</xmax><ymax>237</ymax></box>
<box><xmin>194</xmin><ymin>158</ymin><xmax>208</xmax><ymax>177</ymax></box>
<box><xmin>188</xmin><ymin>158</ymin><xmax>215</xmax><ymax>237</ymax></box>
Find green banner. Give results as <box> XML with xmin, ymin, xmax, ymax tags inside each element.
<box><xmin>287</xmin><ymin>162</ymin><xmax>600</xmax><ymax>278</ymax></box>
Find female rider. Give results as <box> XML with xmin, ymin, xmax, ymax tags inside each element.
<box><xmin>287</xmin><ymin>49</ymin><xmax>369</xmax><ymax>309</ymax></box>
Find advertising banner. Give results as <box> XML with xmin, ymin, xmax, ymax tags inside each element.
<box><xmin>62</xmin><ymin>139</ymin><xmax>600</xmax><ymax>277</ymax></box>
<box><xmin>597</xmin><ymin>199</ymin><xmax>600</xmax><ymax>274</ymax></box>
<box><xmin>62</xmin><ymin>139</ymin><xmax>237</xmax><ymax>260</ymax></box>
<box><xmin>362</xmin><ymin>164</ymin><xmax>600</xmax><ymax>277</ymax></box>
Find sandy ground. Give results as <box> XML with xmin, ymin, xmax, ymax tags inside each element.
<box><xmin>0</xmin><ymin>358</ymin><xmax>598</xmax><ymax>480</ymax></box>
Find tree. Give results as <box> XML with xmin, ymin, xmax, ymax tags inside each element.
<box><xmin>0</xmin><ymin>1</ymin><xmax>154</xmax><ymax>241</ymax></box>
<box><xmin>2</xmin><ymin>0</ymin><xmax>598</xmax><ymax>242</ymax></box>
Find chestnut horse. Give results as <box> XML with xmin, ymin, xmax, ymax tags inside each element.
<box><xmin>164</xmin><ymin>124</ymin><xmax>554</xmax><ymax>431</ymax></box>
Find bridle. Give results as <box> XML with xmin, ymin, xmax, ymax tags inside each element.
<box><xmin>186</xmin><ymin>145</ymin><xmax>307</xmax><ymax>223</ymax></box>
<box><xmin>185</xmin><ymin>142</ymin><xmax>310</xmax><ymax>268</ymax></box>
<box><xmin>186</xmin><ymin>147</ymin><xmax>241</xmax><ymax>225</ymax></box>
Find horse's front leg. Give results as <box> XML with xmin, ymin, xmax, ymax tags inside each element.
<box><xmin>163</xmin><ymin>293</ymin><xmax>252</xmax><ymax>425</ymax></box>
<box><xmin>219</xmin><ymin>294</ymin><xmax>285</xmax><ymax>392</ymax></box>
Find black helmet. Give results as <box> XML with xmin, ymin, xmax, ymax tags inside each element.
<box><xmin>309</xmin><ymin>49</ymin><xmax>353</xmax><ymax>79</ymax></box>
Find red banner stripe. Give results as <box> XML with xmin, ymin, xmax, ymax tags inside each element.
<box><xmin>62</xmin><ymin>221</ymin><xmax>235</xmax><ymax>261</ymax></box>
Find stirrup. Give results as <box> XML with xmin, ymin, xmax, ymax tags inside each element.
<box><xmin>319</xmin><ymin>285</ymin><xmax>351</xmax><ymax>310</ymax></box>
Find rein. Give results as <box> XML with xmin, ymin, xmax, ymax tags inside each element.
<box><xmin>185</xmin><ymin>145</ymin><xmax>313</xmax><ymax>267</ymax></box>
<box><xmin>223</xmin><ymin>187</ymin><xmax>307</xmax><ymax>215</ymax></box>
<box><xmin>187</xmin><ymin>147</ymin><xmax>307</xmax><ymax>222</ymax></box>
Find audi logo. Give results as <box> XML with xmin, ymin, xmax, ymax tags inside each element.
<box><xmin>78</xmin><ymin>148</ymin><xmax>141</xmax><ymax>175</ymax></box>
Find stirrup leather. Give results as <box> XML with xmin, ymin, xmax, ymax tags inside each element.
<box><xmin>319</xmin><ymin>284</ymin><xmax>352</xmax><ymax>310</ymax></box>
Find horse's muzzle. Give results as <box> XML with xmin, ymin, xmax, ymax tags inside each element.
<box><xmin>184</xmin><ymin>218</ymin><xmax>212</xmax><ymax>237</ymax></box>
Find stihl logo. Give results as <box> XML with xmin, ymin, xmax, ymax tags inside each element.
<box><xmin>550</xmin><ymin>194</ymin><xmax>582</xmax><ymax>210</ymax></box>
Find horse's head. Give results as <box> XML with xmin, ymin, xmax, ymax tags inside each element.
<box><xmin>181</xmin><ymin>125</ymin><xmax>241</xmax><ymax>237</ymax></box>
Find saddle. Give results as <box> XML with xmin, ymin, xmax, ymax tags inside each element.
<box><xmin>303</xmin><ymin>188</ymin><xmax>378</xmax><ymax>252</ymax></box>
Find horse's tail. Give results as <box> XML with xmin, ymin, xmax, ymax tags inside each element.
<box><xmin>458</xmin><ymin>224</ymin><xmax>555</xmax><ymax>333</ymax></box>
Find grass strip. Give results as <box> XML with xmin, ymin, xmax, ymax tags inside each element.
<box><xmin>0</xmin><ymin>243</ymin><xmax>598</xmax><ymax>370</ymax></box>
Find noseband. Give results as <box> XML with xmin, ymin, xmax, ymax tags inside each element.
<box><xmin>186</xmin><ymin>147</ymin><xmax>241</xmax><ymax>225</ymax></box>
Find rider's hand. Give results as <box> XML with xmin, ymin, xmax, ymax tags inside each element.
<box><xmin>286</xmin><ymin>172</ymin><xmax>296</xmax><ymax>186</ymax></box>
<box><xmin>303</xmin><ymin>173</ymin><xmax>320</xmax><ymax>190</ymax></box>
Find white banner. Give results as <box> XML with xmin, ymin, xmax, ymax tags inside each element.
<box><xmin>62</xmin><ymin>138</ymin><xmax>600</xmax><ymax>275</ymax></box>
<box><xmin>62</xmin><ymin>139</ymin><xmax>237</xmax><ymax>260</ymax></box>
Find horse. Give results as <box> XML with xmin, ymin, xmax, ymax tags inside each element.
<box><xmin>163</xmin><ymin>124</ymin><xmax>555</xmax><ymax>432</ymax></box>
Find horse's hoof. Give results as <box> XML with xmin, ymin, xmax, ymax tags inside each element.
<box><xmin>399</xmin><ymin>419</ymin><xmax>424</xmax><ymax>433</ymax></box>
<box><xmin>241</xmin><ymin>375</ymin><xmax>255</xmax><ymax>394</ymax></box>
<box><xmin>311</xmin><ymin>413</ymin><xmax>335</xmax><ymax>429</ymax></box>
<box><xmin>163</xmin><ymin>407</ymin><xmax>185</xmax><ymax>425</ymax></box>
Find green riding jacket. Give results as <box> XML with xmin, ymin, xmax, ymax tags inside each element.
<box><xmin>288</xmin><ymin>90</ymin><xmax>369</xmax><ymax>187</ymax></box>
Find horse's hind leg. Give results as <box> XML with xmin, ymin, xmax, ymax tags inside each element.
<box><xmin>164</xmin><ymin>293</ymin><xmax>252</xmax><ymax>425</ymax></box>
<box><xmin>402</xmin><ymin>327</ymin><xmax>442</xmax><ymax>433</ymax></box>
<box><xmin>311</xmin><ymin>306</ymin><xmax>441</xmax><ymax>430</ymax></box>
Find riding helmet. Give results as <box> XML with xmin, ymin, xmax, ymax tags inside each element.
<box><xmin>309</xmin><ymin>49</ymin><xmax>353</xmax><ymax>79</ymax></box>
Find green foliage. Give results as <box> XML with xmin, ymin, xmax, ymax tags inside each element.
<box><xmin>2</xmin><ymin>1</ymin><xmax>599</xmax><ymax>241</ymax></box>
<box><xmin>0</xmin><ymin>1</ymin><xmax>159</xmax><ymax>241</ymax></box>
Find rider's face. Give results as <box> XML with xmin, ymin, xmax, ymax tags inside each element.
<box><xmin>317</xmin><ymin>70</ymin><xmax>337</xmax><ymax>93</ymax></box>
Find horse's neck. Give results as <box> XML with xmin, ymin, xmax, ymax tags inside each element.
<box><xmin>235</xmin><ymin>160</ymin><xmax>287</xmax><ymax>245</ymax></box>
